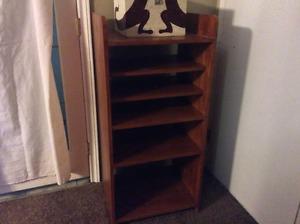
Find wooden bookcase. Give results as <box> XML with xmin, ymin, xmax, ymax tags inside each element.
<box><xmin>92</xmin><ymin>13</ymin><xmax>218</xmax><ymax>224</ymax></box>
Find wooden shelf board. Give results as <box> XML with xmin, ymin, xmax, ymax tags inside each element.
<box><xmin>110</xmin><ymin>56</ymin><xmax>205</xmax><ymax>78</ymax></box>
<box><xmin>112</xmin><ymin>84</ymin><xmax>203</xmax><ymax>103</ymax></box>
<box><xmin>114</xmin><ymin>133</ymin><xmax>200</xmax><ymax>168</ymax></box>
<box><xmin>108</xmin><ymin>29</ymin><xmax>215</xmax><ymax>47</ymax></box>
<box><xmin>112</xmin><ymin>106</ymin><xmax>203</xmax><ymax>131</ymax></box>
<box><xmin>116</xmin><ymin>169</ymin><xmax>195</xmax><ymax>223</ymax></box>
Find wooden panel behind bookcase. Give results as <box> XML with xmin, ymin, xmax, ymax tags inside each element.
<box><xmin>92</xmin><ymin>13</ymin><xmax>218</xmax><ymax>224</ymax></box>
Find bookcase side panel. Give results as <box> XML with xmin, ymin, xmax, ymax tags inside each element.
<box><xmin>180</xmin><ymin>15</ymin><xmax>218</xmax><ymax>208</ymax></box>
<box><xmin>92</xmin><ymin>13</ymin><xmax>116</xmax><ymax>223</ymax></box>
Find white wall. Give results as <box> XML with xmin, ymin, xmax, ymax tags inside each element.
<box><xmin>210</xmin><ymin>1</ymin><xmax>300</xmax><ymax>224</ymax></box>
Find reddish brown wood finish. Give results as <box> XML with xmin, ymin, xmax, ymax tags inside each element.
<box><xmin>115</xmin><ymin>166</ymin><xmax>195</xmax><ymax>223</ymax></box>
<box><xmin>91</xmin><ymin>14</ymin><xmax>115</xmax><ymax>222</ymax></box>
<box><xmin>112</xmin><ymin>105</ymin><xmax>204</xmax><ymax>130</ymax></box>
<box><xmin>114</xmin><ymin>133</ymin><xmax>200</xmax><ymax>168</ymax></box>
<box><xmin>180</xmin><ymin>14</ymin><xmax>218</xmax><ymax>208</ymax></box>
<box><xmin>111</xmin><ymin>56</ymin><xmax>205</xmax><ymax>77</ymax></box>
<box><xmin>92</xmin><ymin>13</ymin><xmax>218</xmax><ymax>224</ymax></box>
<box><xmin>112</xmin><ymin>83</ymin><xmax>202</xmax><ymax>103</ymax></box>
<box><xmin>108</xmin><ymin>29</ymin><xmax>215</xmax><ymax>46</ymax></box>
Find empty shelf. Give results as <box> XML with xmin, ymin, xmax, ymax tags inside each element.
<box><xmin>110</xmin><ymin>56</ymin><xmax>204</xmax><ymax>77</ymax></box>
<box><xmin>112</xmin><ymin>106</ymin><xmax>204</xmax><ymax>130</ymax></box>
<box><xmin>112</xmin><ymin>84</ymin><xmax>203</xmax><ymax>103</ymax></box>
<box><xmin>116</xmin><ymin>168</ymin><xmax>195</xmax><ymax>223</ymax></box>
<box><xmin>114</xmin><ymin>133</ymin><xmax>200</xmax><ymax>168</ymax></box>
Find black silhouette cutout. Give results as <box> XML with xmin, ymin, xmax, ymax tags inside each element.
<box><xmin>115</xmin><ymin>0</ymin><xmax>153</xmax><ymax>34</ymax></box>
<box><xmin>159</xmin><ymin>0</ymin><xmax>187</xmax><ymax>34</ymax></box>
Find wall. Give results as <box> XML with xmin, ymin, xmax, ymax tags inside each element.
<box><xmin>91</xmin><ymin>0</ymin><xmax>218</xmax><ymax>18</ymax></box>
<box><xmin>210</xmin><ymin>0</ymin><xmax>300</xmax><ymax>223</ymax></box>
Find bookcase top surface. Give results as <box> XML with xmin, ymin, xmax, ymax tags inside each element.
<box><xmin>108</xmin><ymin>29</ymin><xmax>216</xmax><ymax>46</ymax></box>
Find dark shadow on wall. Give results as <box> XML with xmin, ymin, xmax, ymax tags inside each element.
<box><xmin>187</xmin><ymin>1</ymin><xmax>218</xmax><ymax>15</ymax></box>
<box><xmin>205</xmin><ymin>9</ymin><xmax>252</xmax><ymax>187</ymax></box>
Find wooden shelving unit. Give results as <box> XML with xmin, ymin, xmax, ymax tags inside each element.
<box><xmin>92</xmin><ymin>13</ymin><xmax>218</xmax><ymax>224</ymax></box>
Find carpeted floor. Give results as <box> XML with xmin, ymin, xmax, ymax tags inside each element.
<box><xmin>0</xmin><ymin>173</ymin><xmax>258</xmax><ymax>224</ymax></box>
